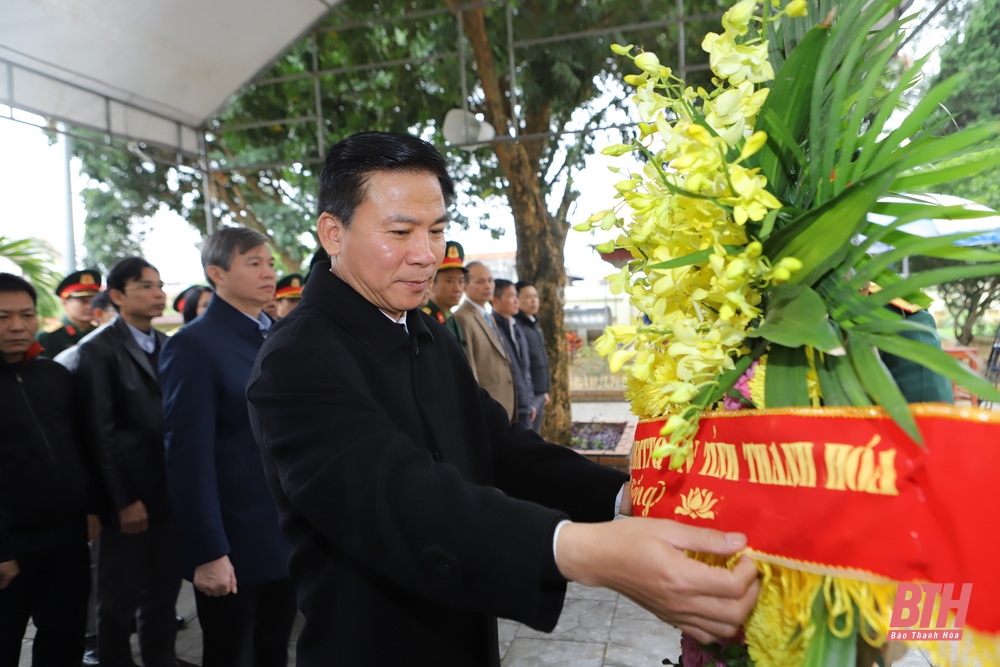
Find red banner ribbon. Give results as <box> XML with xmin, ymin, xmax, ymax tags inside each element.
<box><xmin>630</xmin><ymin>404</ymin><xmax>1000</xmax><ymax>634</ymax></box>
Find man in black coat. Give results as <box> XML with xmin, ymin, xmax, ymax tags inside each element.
<box><xmin>247</xmin><ymin>131</ymin><xmax>759</xmax><ymax>666</ymax></box>
<box><xmin>491</xmin><ymin>278</ymin><xmax>536</xmax><ymax>426</ymax></box>
<box><xmin>0</xmin><ymin>273</ymin><xmax>92</xmax><ymax>666</ymax></box>
<box><xmin>514</xmin><ymin>281</ymin><xmax>551</xmax><ymax>432</ymax></box>
<box><xmin>58</xmin><ymin>257</ymin><xmax>185</xmax><ymax>667</ymax></box>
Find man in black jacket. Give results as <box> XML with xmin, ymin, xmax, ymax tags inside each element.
<box><xmin>492</xmin><ymin>278</ymin><xmax>536</xmax><ymax>426</ymax></box>
<box><xmin>247</xmin><ymin>132</ymin><xmax>758</xmax><ymax>666</ymax></box>
<box><xmin>59</xmin><ymin>257</ymin><xmax>185</xmax><ymax>667</ymax></box>
<box><xmin>0</xmin><ymin>273</ymin><xmax>91</xmax><ymax>666</ymax></box>
<box><xmin>514</xmin><ymin>281</ymin><xmax>551</xmax><ymax>432</ymax></box>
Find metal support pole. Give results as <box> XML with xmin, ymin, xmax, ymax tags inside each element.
<box><xmin>676</xmin><ymin>0</ymin><xmax>687</xmax><ymax>81</ymax></box>
<box><xmin>59</xmin><ymin>122</ymin><xmax>76</xmax><ymax>272</ymax></box>
<box><xmin>312</xmin><ymin>32</ymin><xmax>325</xmax><ymax>159</ymax></box>
<box><xmin>200</xmin><ymin>132</ymin><xmax>215</xmax><ymax>235</ymax></box>
<box><xmin>506</xmin><ymin>0</ymin><xmax>519</xmax><ymax>136</ymax></box>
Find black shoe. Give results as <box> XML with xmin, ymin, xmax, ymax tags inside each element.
<box><xmin>81</xmin><ymin>636</ymin><xmax>99</xmax><ymax>666</ymax></box>
<box><xmin>176</xmin><ymin>614</ymin><xmax>188</xmax><ymax>630</ymax></box>
<box><xmin>171</xmin><ymin>660</ymin><xmax>199</xmax><ymax>667</ymax></box>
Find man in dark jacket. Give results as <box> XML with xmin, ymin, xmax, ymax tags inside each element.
<box><xmin>514</xmin><ymin>281</ymin><xmax>551</xmax><ymax>432</ymax></box>
<box><xmin>0</xmin><ymin>273</ymin><xmax>91</xmax><ymax>666</ymax></box>
<box><xmin>246</xmin><ymin>131</ymin><xmax>759</xmax><ymax>666</ymax></box>
<box><xmin>160</xmin><ymin>228</ymin><xmax>295</xmax><ymax>667</ymax></box>
<box><xmin>492</xmin><ymin>278</ymin><xmax>536</xmax><ymax>426</ymax></box>
<box><xmin>58</xmin><ymin>257</ymin><xmax>186</xmax><ymax>667</ymax></box>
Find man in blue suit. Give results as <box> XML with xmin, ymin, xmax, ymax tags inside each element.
<box><xmin>159</xmin><ymin>228</ymin><xmax>295</xmax><ymax>666</ymax></box>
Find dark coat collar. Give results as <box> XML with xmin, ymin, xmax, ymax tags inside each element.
<box><xmin>112</xmin><ymin>316</ymin><xmax>164</xmax><ymax>380</ymax></box>
<box><xmin>300</xmin><ymin>261</ymin><xmax>434</xmax><ymax>360</ymax></box>
<box><xmin>203</xmin><ymin>291</ymin><xmax>269</xmax><ymax>341</ymax></box>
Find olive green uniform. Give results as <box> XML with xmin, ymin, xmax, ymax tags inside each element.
<box><xmin>37</xmin><ymin>317</ymin><xmax>95</xmax><ymax>359</ymax></box>
<box><xmin>422</xmin><ymin>300</ymin><xmax>467</xmax><ymax>355</ymax></box>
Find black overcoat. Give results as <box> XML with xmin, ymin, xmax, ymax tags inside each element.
<box><xmin>247</xmin><ymin>263</ymin><xmax>627</xmax><ymax>666</ymax></box>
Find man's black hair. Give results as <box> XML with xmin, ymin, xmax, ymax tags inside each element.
<box><xmin>107</xmin><ymin>257</ymin><xmax>157</xmax><ymax>311</ymax></box>
<box><xmin>493</xmin><ymin>278</ymin><xmax>516</xmax><ymax>300</ymax></box>
<box><xmin>90</xmin><ymin>290</ymin><xmax>112</xmax><ymax>312</ymax></box>
<box><xmin>515</xmin><ymin>281</ymin><xmax>535</xmax><ymax>293</ymax></box>
<box><xmin>318</xmin><ymin>132</ymin><xmax>456</xmax><ymax>227</ymax></box>
<box><xmin>0</xmin><ymin>272</ymin><xmax>37</xmax><ymax>306</ymax></box>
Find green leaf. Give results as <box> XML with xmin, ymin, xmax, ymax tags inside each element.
<box><xmin>847</xmin><ymin>333</ymin><xmax>922</xmax><ymax>444</ymax></box>
<box><xmin>856</xmin><ymin>331</ymin><xmax>1000</xmax><ymax>403</ymax></box>
<box><xmin>802</xmin><ymin>588</ymin><xmax>858</xmax><ymax>667</ymax></box>
<box><xmin>749</xmin><ymin>284</ymin><xmax>843</xmax><ymax>352</ymax></box>
<box><xmin>764</xmin><ymin>344</ymin><xmax>813</xmax><ymax>408</ymax></box>
<box><xmin>830</xmin><ymin>352</ymin><xmax>874</xmax><ymax>406</ymax></box>
<box><xmin>766</xmin><ymin>170</ymin><xmax>897</xmax><ymax>285</ymax></box>
<box><xmin>867</xmin><ymin>263</ymin><xmax>1000</xmax><ymax>306</ymax></box>
<box><xmin>816</xmin><ymin>353</ymin><xmax>852</xmax><ymax>406</ymax></box>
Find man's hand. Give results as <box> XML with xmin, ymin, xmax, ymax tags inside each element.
<box><xmin>555</xmin><ymin>518</ymin><xmax>759</xmax><ymax>644</ymax></box>
<box><xmin>118</xmin><ymin>500</ymin><xmax>149</xmax><ymax>534</ymax></box>
<box><xmin>542</xmin><ymin>393</ymin><xmax>551</xmax><ymax>406</ymax></box>
<box><xmin>529</xmin><ymin>407</ymin><xmax>538</xmax><ymax>423</ymax></box>
<box><xmin>0</xmin><ymin>560</ymin><xmax>19</xmax><ymax>590</ymax></box>
<box><xmin>194</xmin><ymin>556</ymin><xmax>238</xmax><ymax>597</ymax></box>
<box><xmin>87</xmin><ymin>514</ymin><xmax>102</xmax><ymax>543</ymax></box>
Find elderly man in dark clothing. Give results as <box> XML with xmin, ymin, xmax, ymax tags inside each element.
<box><xmin>246</xmin><ymin>131</ymin><xmax>758</xmax><ymax>667</ymax></box>
<box><xmin>58</xmin><ymin>257</ymin><xmax>188</xmax><ymax>667</ymax></box>
<box><xmin>514</xmin><ymin>281</ymin><xmax>551</xmax><ymax>432</ymax></box>
<box><xmin>0</xmin><ymin>273</ymin><xmax>92</xmax><ymax>666</ymax></box>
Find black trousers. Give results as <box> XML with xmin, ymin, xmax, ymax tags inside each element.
<box><xmin>194</xmin><ymin>577</ymin><xmax>297</xmax><ymax>667</ymax></box>
<box><xmin>0</xmin><ymin>541</ymin><xmax>90</xmax><ymax>667</ymax></box>
<box><xmin>98</xmin><ymin>519</ymin><xmax>182</xmax><ymax>667</ymax></box>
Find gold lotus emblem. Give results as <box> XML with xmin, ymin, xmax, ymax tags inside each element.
<box><xmin>674</xmin><ymin>488</ymin><xmax>719</xmax><ymax>520</ymax></box>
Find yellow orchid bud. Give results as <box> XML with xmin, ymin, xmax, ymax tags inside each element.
<box><xmin>634</xmin><ymin>51</ymin><xmax>661</xmax><ymax>76</ymax></box>
<box><xmin>601</xmin><ymin>143</ymin><xmax>635</xmax><ymax>157</ymax></box>
<box><xmin>772</xmin><ymin>267</ymin><xmax>791</xmax><ymax>283</ymax></box>
<box><xmin>609</xmin><ymin>348</ymin><xmax>636</xmax><ymax>374</ymax></box>
<box><xmin>600</xmin><ymin>209</ymin><xmax>620</xmax><ymax>231</ymax></box>
<box><xmin>572</xmin><ymin>220</ymin><xmax>593</xmax><ymax>232</ymax></box>
<box><xmin>614</xmin><ymin>178</ymin><xmax>639</xmax><ymax>193</ymax></box>
<box><xmin>785</xmin><ymin>0</ymin><xmax>808</xmax><ymax>17</ymax></box>
<box><xmin>594</xmin><ymin>239</ymin><xmax>617</xmax><ymax>254</ymax></box>
<box><xmin>738</xmin><ymin>131</ymin><xmax>768</xmax><ymax>161</ymax></box>
<box><xmin>623</xmin><ymin>74</ymin><xmax>648</xmax><ymax>86</ymax></box>
<box><xmin>610</xmin><ymin>43</ymin><xmax>634</xmax><ymax>55</ymax></box>
<box><xmin>669</xmin><ymin>385</ymin><xmax>698</xmax><ymax>403</ymax></box>
<box><xmin>778</xmin><ymin>256</ymin><xmax>803</xmax><ymax>272</ymax></box>
<box><xmin>661</xmin><ymin>413</ymin><xmax>689</xmax><ymax>435</ymax></box>
<box><xmin>744</xmin><ymin>241</ymin><xmax>763</xmax><ymax>259</ymax></box>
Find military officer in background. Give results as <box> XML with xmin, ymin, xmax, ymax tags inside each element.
<box><xmin>37</xmin><ymin>269</ymin><xmax>102</xmax><ymax>358</ymax></box>
<box><xmin>422</xmin><ymin>241</ymin><xmax>467</xmax><ymax>352</ymax></box>
<box><xmin>274</xmin><ymin>274</ymin><xmax>304</xmax><ymax>320</ymax></box>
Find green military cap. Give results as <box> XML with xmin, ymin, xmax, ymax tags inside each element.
<box><xmin>56</xmin><ymin>269</ymin><xmax>102</xmax><ymax>298</ymax></box>
<box><xmin>439</xmin><ymin>241</ymin><xmax>467</xmax><ymax>273</ymax></box>
<box><xmin>275</xmin><ymin>274</ymin><xmax>304</xmax><ymax>300</ymax></box>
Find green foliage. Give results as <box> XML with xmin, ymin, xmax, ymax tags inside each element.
<box><xmin>910</xmin><ymin>248</ymin><xmax>1000</xmax><ymax>344</ymax></box>
<box><xmin>0</xmin><ymin>236</ymin><xmax>62</xmax><ymax>318</ymax></box>
<box><xmin>741</xmin><ymin>0</ymin><xmax>1000</xmax><ymax>430</ymax></box>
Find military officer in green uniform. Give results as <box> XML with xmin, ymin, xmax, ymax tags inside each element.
<box><xmin>880</xmin><ymin>297</ymin><xmax>955</xmax><ymax>404</ymax></box>
<box><xmin>422</xmin><ymin>241</ymin><xmax>468</xmax><ymax>353</ymax></box>
<box><xmin>37</xmin><ymin>268</ymin><xmax>102</xmax><ymax>358</ymax></box>
<box><xmin>274</xmin><ymin>273</ymin><xmax>304</xmax><ymax>320</ymax></box>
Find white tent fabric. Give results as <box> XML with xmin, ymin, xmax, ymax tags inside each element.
<box><xmin>0</xmin><ymin>0</ymin><xmax>339</xmax><ymax>158</ymax></box>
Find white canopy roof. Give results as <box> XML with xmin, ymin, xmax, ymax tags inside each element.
<box><xmin>0</xmin><ymin>0</ymin><xmax>339</xmax><ymax>158</ymax></box>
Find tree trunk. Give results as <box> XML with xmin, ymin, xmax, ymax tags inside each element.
<box><xmin>449</xmin><ymin>0</ymin><xmax>574</xmax><ymax>445</ymax></box>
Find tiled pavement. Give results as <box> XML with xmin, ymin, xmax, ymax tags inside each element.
<box><xmin>18</xmin><ymin>569</ymin><xmax>939</xmax><ymax>667</ymax></box>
